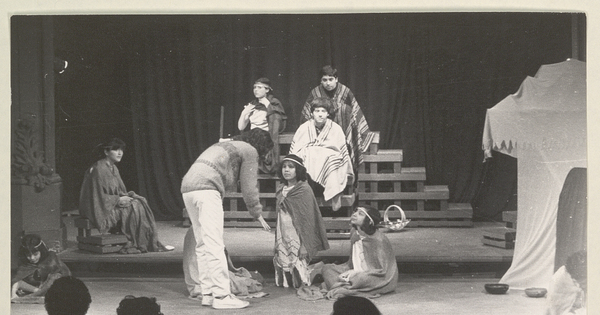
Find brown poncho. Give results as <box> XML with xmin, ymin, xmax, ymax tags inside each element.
<box><xmin>79</xmin><ymin>159</ymin><xmax>166</xmax><ymax>252</ymax></box>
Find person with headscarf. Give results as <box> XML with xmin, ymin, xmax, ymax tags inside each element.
<box><xmin>79</xmin><ymin>138</ymin><xmax>174</xmax><ymax>254</ymax></box>
<box><xmin>11</xmin><ymin>234</ymin><xmax>71</xmax><ymax>303</ymax></box>
<box><xmin>301</xmin><ymin>65</ymin><xmax>375</xmax><ymax>176</ymax></box>
<box><xmin>273</xmin><ymin>154</ymin><xmax>329</xmax><ymax>288</ymax></box>
<box><xmin>237</xmin><ymin>77</ymin><xmax>287</xmax><ymax>173</ymax></box>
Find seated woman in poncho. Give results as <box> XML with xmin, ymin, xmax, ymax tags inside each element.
<box><xmin>289</xmin><ymin>97</ymin><xmax>353</xmax><ymax>211</ymax></box>
<box><xmin>319</xmin><ymin>206</ymin><xmax>398</xmax><ymax>300</ymax></box>
<box><xmin>237</xmin><ymin>77</ymin><xmax>287</xmax><ymax>173</ymax></box>
<box><xmin>79</xmin><ymin>138</ymin><xmax>173</xmax><ymax>254</ymax></box>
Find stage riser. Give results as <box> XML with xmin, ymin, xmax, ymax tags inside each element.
<box><xmin>221</xmin><ymin>130</ymin><xmax>472</xmax><ymax>230</ymax></box>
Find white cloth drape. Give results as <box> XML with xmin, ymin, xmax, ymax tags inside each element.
<box><xmin>482</xmin><ymin>60</ymin><xmax>586</xmax><ymax>289</ymax></box>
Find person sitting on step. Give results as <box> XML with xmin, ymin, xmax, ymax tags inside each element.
<box><xmin>289</xmin><ymin>97</ymin><xmax>353</xmax><ymax>211</ymax></box>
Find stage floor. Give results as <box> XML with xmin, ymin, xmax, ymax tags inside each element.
<box><xmin>58</xmin><ymin>215</ymin><xmax>513</xmax><ymax>268</ymax></box>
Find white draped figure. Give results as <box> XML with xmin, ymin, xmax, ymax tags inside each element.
<box><xmin>289</xmin><ymin>97</ymin><xmax>353</xmax><ymax>210</ymax></box>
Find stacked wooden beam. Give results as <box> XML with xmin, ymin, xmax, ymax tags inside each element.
<box><xmin>481</xmin><ymin>211</ymin><xmax>517</xmax><ymax>249</ymax></box>
<box><xmin>74</xmin><ymin>217</ymin><xmax>128</xmax><ymax>254</ymax></box>
<box><xmin>221</xmin><ymin>131</ymin><xmax>473</xmax><ymax>236</ymax></box>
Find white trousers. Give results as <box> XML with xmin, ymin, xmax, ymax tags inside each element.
<box><xmin>182</xmin><ymin>190</ymin><xmax>230</xmax><ymax>297</ymax></box>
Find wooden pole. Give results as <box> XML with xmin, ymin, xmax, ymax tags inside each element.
<box><xmin>220</xmin><ymin>106</ymin><xmax>224</xmax><ymax>139</ymax></box>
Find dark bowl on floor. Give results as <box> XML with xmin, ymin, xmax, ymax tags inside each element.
<box><xmin>485</xmin><ymin>283</ymin><xmax>509</xmax><ymax>294</ymax></box>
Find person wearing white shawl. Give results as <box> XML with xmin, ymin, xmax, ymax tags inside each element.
<box><xmin>289</xmin><ymin>97</ymin><xmax>353</xmax><ymax>211</ymax></box>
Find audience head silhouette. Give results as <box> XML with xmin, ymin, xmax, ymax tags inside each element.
<box><xmin>117</xmin><ymin>295</ymin><xmax>163</xmax><ymax>315</ymax></box>
<box><xmin>331</xmin><ymin>296</ymin><xmax>381</xmax><ymax>315</ymax></box>
<box><xmin>44</xmin><ymin>276</ymin><xmax>92</xmax><ymax>315</ymax></box>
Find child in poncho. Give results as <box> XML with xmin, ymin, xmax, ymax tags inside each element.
<box><xmin>273</xmin><ymin>154</ymin><xmax>330</xmax><ymax>288</ymax></box>
<box><xmin>11</xmin><ymin>234</ymin><xmax>71</xmax><ymax>303</ymax></box>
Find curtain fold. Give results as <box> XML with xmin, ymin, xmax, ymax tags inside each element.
<box><xmin>118</xmin><ymin>13</ymin><xmax>575</xmax><ymax>220</ymax></box>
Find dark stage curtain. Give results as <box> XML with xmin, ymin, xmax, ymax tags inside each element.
<box><xmin>554</xmin><ymin>168</ymin><xmax>587</xmax><ymax>271</ymax></box>
<box><xmin>58</xmin><ymin>13</ymin><xmax>577</xmax><ymax>220</ymax></box>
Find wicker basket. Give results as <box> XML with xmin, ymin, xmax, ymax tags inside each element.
<box><xmin>378</xmin><ymin>205</ymin><xmax>410</xmax><ymax>232</ymax></box>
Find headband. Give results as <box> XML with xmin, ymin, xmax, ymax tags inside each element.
<box><xmin>356</xmin><ymin>207</ymin><xmax>374</xmax><ymax>226</ymax></box>
<box><xmin>282</xmin><ymin>155</ymin><xmax>304</xmax><ymax>167</ymax></box>
<box><xmin>254</xmin><ymin>82</ymin><xmax>272</xmax><ymax>91</ymax></box>
<box><xmin>22</xmin><ymin>239</ymin><xmax>45</xmax><ymax>250</ymax></box>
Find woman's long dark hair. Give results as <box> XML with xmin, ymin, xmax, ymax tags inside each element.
<box><xmin>277</xmin><ymin>157</ymin><xmax>309</xmax><ymax>185</ymax></box>
<box><xmin>18</xmin><ymin>234</ymin><xmax>49</xmax><ymax>265</ymax></box>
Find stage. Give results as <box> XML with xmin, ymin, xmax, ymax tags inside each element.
<box><xmin>10</xmin><ymin>216</ymin><xmax>537</xmax><ymax>315</ymax></box>
<box><xmin>57</xmin><ymin>214</ymin><xmax>513</xmax><ymax>277</ymax></box>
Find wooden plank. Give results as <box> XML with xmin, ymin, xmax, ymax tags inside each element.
<box><xmin>502</xmin><ymin>211</ymin><xmax>517</xmax><ymax>224</ymax></box>
<box><xmin>482</xmin><ymin>227</ymin><xmax>516</xmax><ymax>242</ymax></box>
<box><xmin>224</xmin><ymin>193</ymin><xmax>355</xmax><ymax>207</ymax></box>
<box><xmin>225</xmin><ymin>211</ymin><xmax>277</xmax><ymax>219</ymax></box>
<box><xmin>358</xmin><ymin>172</ymin><xmax>425</xmax><ymax>182</ymax></box>
<box><xmin>386</xmin><ymin>209</ymin><xmax>473</xmax><ymax>220</ymax></box>
<box><xmin>77</xmin><ymin>234</ymin><xmax>128</xmax><ymax>246</ymax></box>
<box><xmin>279</xmin><ymin>131</ymin><xmax>380</xmax><ymax>145</ymax></box>
<box><xmin>409</xmin><ymin>221</ymin><xmax>473</xmax><ymax>227</ymax></box>
<box><xmin>358</xmin><ymin>190</ymin><xmax>449</xmax><ymax>200</ymax></box>
<box><xmin>363</xmin><ymin>153</ymin><xmax>403</xmax><ymax>163</ymax></box>
<box><xmin>77</xmin><ymin>243</ymin><xmax>124</xmax><ymax>254</ymax></box>
<box><xmin>482</xmin><ymin>237</ymin><xmax>514</xmax><ymax>249</ymax></box>
<box><xmin>224</xmin><ymin>221</ymin><xmax>276</xmax><ymax>228</ymax></box>
<box><xmin>448</xmin><ymin>203</ymin><xmax>472</xmax><ymax>211</ymax></box>
<box><xmin>502</xmin><ymin>211</ymin><xmax>517</xmax><ymax>229</ymax></box>
<box><xmin>327</xmin><ymin>232</ymin><xmax>351</xmax><ymax>239</ymax></box>
<box><xmin>323</xmin><ymin>218</ymin><xmax>351</xmax><ymax>230</ymax></box>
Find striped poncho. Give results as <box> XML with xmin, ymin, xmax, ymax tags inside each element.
<box><xmin>289</xmin><ymin>119</ymin><xmax>353</xmax><ymax>201</ymax></box>
<box><xmin>301</xmin><ymin>83</ymin><xmax>375</xmax><ymax>170</ymax></box>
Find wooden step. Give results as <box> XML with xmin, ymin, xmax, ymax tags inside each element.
<box><xmin>358</xmin><ymin>185</ymin><xmax>449</xmax><ymax>200</ymax></box>
<box><xmin>482</xmin><ymin>227</ymin><xmax>516</xmax><ymax>242</ymax></box>
<box><xmin>358</xmin><ymin>167</ymin><xmax>425</xmax><ymax>181</ymax></box>
<box><xmin>482</xmin><ymin>226</ymin><xmax>516</xmax><ymax>249</ymax></box>
<box><xmin>278</xmin><ymin>131</ymin><xmax>380</xmax><ymax>146</ymax></box>
<box><xmin>502</xmin><ymin>211</ymin><xmax>517</xmax><ymax>229</ymax></box>
<box><xmin>223</xmin><ymin>203</ymin><xmax>473</xmax><ymax>234</ymax></box>
<box><xmin>77</xmin><ymin>243</ymin><xmax>125</xmax><ymax>254</ymax></box>
<box><xmin>362</xmin><ymin>150</ymin><xmax>403</xmax><ymax>163</ymax></box>
<box><xmin>223</xmin><ymin>193</ymin><xmax>355</xmax><ymax>209</ymax></box>
<box><xmin>481</xmin><ymin>238</ymin><xmax>514</xmax><ymax>249</ymax></box>
<box><xmin>77</xmin><ymin>234</ymin><xmax>128</xmax><ymax>246</ymax></box>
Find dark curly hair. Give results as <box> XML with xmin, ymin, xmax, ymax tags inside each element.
<box><xmin>233</xmin><ymin>128</ymin><xmax>274</xmax><ymax>159</ymax></box>
<box><xmin>117</xmin><ymin>296</ymin><xmax>162</xmax><ymax>315</ymax></box>
<box><xmin>309</xmin><ymin>97</ymin><xmax>333</xmax><ymax>117</ymax></box>
<box><xmin>320</xmin><ymin>65</ymin><xmax>338</xmax><ymax>78</ymax></box>
<box><xmin>45</xmin><ymin>276</ymin><xmax>92</xmax><ymax>315</ymax></box>
<box><xmin>354</xmin><ymin>205</ymin><xmax>382</xmax><ymax>235</ymax></box>
<box><xmin>18</xmin><ymin>234</ymin><xmax>49</xmax><ymax>265</ymax></box>
<box><xmin>277</xmin><ymin>154</ymin><xmax>309</xmax><ymax>184</ymax></box>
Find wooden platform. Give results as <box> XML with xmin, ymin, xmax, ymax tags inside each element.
<box><xmin>220</xmin><ymin>130</ymin><xmax>473</xmax><ymax>235</ymax></box>
<box><xmin>57</xmin><ymin>216</ymin><xmax>513</xmax><ymax>266</ymax></box>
